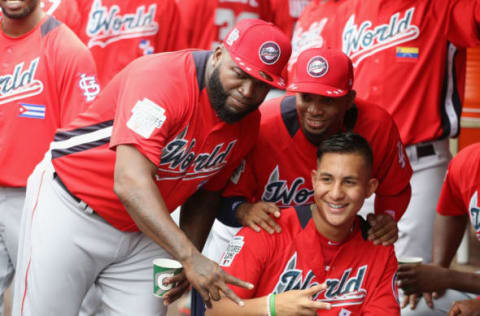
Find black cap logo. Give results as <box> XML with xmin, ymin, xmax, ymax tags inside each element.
<box><xmin>307</xmin><ymin>56</ymin><xmax>328</xmax><ymax>78</ymax></box>
<box><xmin>259</xmin><ymin>41</ymin><xmax>281</xmax><ymax>65</ymax></box>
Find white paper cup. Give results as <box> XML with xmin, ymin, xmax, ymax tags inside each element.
<box><xmin>397</xmin><ymin>257</ymin><xmax>423</xmax><ymax>265</ymax></box>
<box><xmin>153</xmin><ymin>258</ymin><xmax>183</xmax><ymax>298</ymax></box>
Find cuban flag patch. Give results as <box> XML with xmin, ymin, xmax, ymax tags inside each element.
<box><xmin>396</xmin><ymin>47</ymin><xmax>419</xmax><ymax>59</ymax></box>
<box><xmin>18</xmin><ymin>103</ymin><xmax>46</xmax><ymax>119</ymax></box>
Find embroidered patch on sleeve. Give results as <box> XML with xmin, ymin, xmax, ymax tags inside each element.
<box><xmin>127</xmin><ymin>98</ymin><xmax>166</xmax><ymax>139</ymax></box>
<box><xmin>219</xmin><ymin>236</ymin><xmax>245</xmax><ymax>267</ymax></box>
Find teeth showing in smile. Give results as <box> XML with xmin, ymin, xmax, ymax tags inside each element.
<box><xmin>328</xmin><ymin>202</ymin><xmax>346</xmax><ymax>209</ymax></box>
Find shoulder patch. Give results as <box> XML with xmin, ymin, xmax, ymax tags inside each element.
<box><xmin>127</xmin><ymin>98</ymin><xmax>166</xmax><ymax>139</ymax></box>
<box><xmin>219</xmin><ymin>236</ymin><xmax>245</xmax><ymax>267</ymax></box>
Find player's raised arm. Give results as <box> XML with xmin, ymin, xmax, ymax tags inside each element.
<box><xmin>114</xmin><ymin>145</ymin><xmax>254</xmax><ymax>307</ymax></box>
<box><xmin>207</xmin><ymin>284</ymin><xmax>330</xmax><ymax>316</ymax></box>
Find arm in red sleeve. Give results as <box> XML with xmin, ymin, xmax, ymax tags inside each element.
<box><xmin>374</xmin><ymin>183</ymin><xmax>412</xmax><ymax>222</ymax></box>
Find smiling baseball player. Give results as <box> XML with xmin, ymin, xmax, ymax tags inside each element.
<box><xmin>207</xmin><ymin>132</ymin><xmax>401</xmax><ymax>316</ymax></box>
<box><xmin>289</xmin><ymin>0</ymin><xmax>480</xmax><ymax>270</ymax></box>
<box><xmin>12</xmin><ymin>19</ymin><xmax>291</xmax><ymax>316</ymax></box>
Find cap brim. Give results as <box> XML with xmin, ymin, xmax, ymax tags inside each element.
<box><xmin>287</xmin><ymin>82</ymin><xmax>348</xmax><ymax>97</ymax></box>
<box><xmin>231</xmin><ymin>55</ymin><xmax>287</xmax><ymax>90</ymax></box>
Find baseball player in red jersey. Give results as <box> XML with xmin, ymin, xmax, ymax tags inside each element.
<box><xmin>0</xmin><ymin>0</ymin><xmax>98</xmax><ymax>315</ymax></box>
<box><xmin>397</xmin><ymin>143</ymin><xmax>480</xmax><ymax>315</ymax></box>
<box><xmin>12</xmin><ymin>19</ymin><xmax>291</xmax><ymax>316</ymax></box>
<box><xmin>207</xmin><ymin>132</ymin><xmax>401</xmax><ymax>316</ymax></box>
<box><xmin>177</xmin><ymin>0</ymin><xmax>273</xmax><ymax>50</ymax></box>
<box><xmin>289</xmin><ymin>0</ymin><xmax>480</xmax><ymax>268</ymax></box>
<box><xmin>45</xmin><ymin>0</ymin><xmax>186</xmax><ymax>86</ymax></box>
<box><xmin>193</xmin><ymin>46</ymin><xmax>411</xmax><ymax>316</ymax></box>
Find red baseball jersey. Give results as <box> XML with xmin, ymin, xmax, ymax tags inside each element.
<box><xmin>289</xmin><ymin>0</ymin><xmax>480</xmax><ymax>145</ymax></box>
<box><xmin>223</xmin><ymin>96</ymin><xmax>412</xmax><ymax>220</ymax></box>
<box><xmin>270</xmin><ymin>0</ymin><xmax>311</xmax><ymax>39</ymax></box>
<box><xmin>220</xmin><ymin>206</ymin><xmax>400</xmax><ymax>315</ymax></box>
<box><xmin>437</xmin><ymin>143</ymin><xmax>480</xmax><ymax>241</ymax></box>
<box><xmin>51</xmin><ymin>50</ymin><xmax>260</xmax><ymax>231</ymax></box>
<box><xmin>0</xmin><ymin>15</ymin><xmax>98</xmax><ymax>187</ymax></box>
<box><xmin>53</xmin><ymin>0</ymin><xmax>185</xmax><ymax>86</ymax></box>
<box><xmin>177</xmin><ymin>0</ymin><xmax>273</xmax><ymax>50</ymax></box>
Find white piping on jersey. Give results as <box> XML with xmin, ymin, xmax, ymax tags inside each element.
<box><xmin>444</xmin><ymin>43</ymin><xmax>459</xmax><ymax>137</ymax></box>
<box><xmin>49</xmin><ymin>126</ymin><xmax>113</xmax><ymax>150</ymax></box>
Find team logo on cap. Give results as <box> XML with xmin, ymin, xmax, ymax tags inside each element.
<box><xmin>226</xmin><ymin>28</ymin><xmax>240</xmax><ymax>46</ymax></box>
<box><xmin>307</xmin><ymin>56</ymin><xmax>328</xmax><ymax>78</ymax></box>
<box><xmin>259</xmin><ymin>41</ymin><xmax>281</xmax><ymax>65</ymax></box>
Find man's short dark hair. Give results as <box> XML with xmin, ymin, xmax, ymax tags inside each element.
<box><xmin>317</xmin><ymin>132</ymin><xmax>373</xmax><ymax>170</ymax></box>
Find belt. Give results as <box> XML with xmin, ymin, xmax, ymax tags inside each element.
<box><xmin>53</xmin><ymin>173</ymin><xmax>81</xmax><ymax>203</ymax></box>
<box><xmin>415</xmin><ymin>143</ymin><xmax>435</xmax><ymax>158</ymax></box>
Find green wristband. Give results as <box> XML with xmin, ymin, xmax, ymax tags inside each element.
<box><xmin>269</xmin><ymin>293</ymin><xmax>276</xmax><ymax>316</ymax></box>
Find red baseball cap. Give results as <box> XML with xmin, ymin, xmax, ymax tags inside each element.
<box><xmin>287</xmin><ymin>47</ymin><xmax>354</xmax><ymax>97</ymax></box>
<box><xmin>223</xmin><ymin>19</ymin><xmax>291</xmax><ymax>90</ymax></box>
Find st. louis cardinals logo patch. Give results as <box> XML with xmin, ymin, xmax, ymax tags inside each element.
<box><xmin>307</xmin><ymin>56</ymin><xmax>328</xmax><ymax>78</ymax></box>
<box><xmin>259</xmin><ymin>41</ymin><xmax>281</xmax><ymax>65</ymax></box>
<box><xmin>79</xmin><ymin>74</ymin><xmax>100</xmax><ymax>102</ymax></box>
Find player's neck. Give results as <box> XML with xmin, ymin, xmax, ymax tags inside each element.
<box><xmin>1</xmin><ymin>7</ymin><xmax>45</xmax><ymax>37</ymax></box>
<box><xmin>311</xmin><ymin>204</ymin><xmax>354</xmax><ymax>243</ymax></box>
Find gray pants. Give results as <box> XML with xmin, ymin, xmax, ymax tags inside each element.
<box><xmin>13</xmin><ymin>158</ymin><xmax>169</xmax><ymax>316</ymax></box>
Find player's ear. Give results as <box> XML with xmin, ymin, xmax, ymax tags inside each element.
<box><xmin>346</xmin><ymin>90</ymin><xmax>356</xmax><ymax>110</ymax></box>
<box><xmin>311</xmin><ymin>169</ymin><xmax>318</xmax><ymax>184</ymax></box>
<box><xmin>211</xmin><ymin>45</ymin><xmax>223</xmax><ymax>67</ymax></box>
<box><xmin>366</xmin><ymin>178</ymin><xmax>378</xmax><ymax>198</ymax></box>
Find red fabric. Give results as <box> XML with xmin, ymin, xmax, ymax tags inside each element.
<box><xmin>270</xmin><ymin>0</ymin><xmax>311</xmax><ymax>39</ymax></box>
<box><xmin>52</xmin><ymin>50</ymin><xmax>260</xmax><ymax>231</ymax></box>
<box><xmin>0</xmin><ymin>15</ymin><xmax>97</xmax><ymax>187</ymax></box>
<box><xmin>223</xmin><ymin>96</ymin><xmax>412</xmax><ymax>219</ymax></box>
<box><xmin>289</xmin><ymin>0</ymin><xmax>480</xmax><ymax>145</ymax></box>
<box><xmin>51</xmin><ymin>0</ymin><xmax>185</xmax><ymax>86</ymax></box>
<box><xmin>221</xmin><ymin>208</ymin><xmax>400</xmax><ymax>315</ymax></box>
<box><xmin>437</xmin><ymin>143</ymin><xmax>480</xmax><ymax>241</ymax></box>
<box><xmin>177</xmin><ymin>0</ymin><xmax>273</xmax><ymax>50</ymax></box>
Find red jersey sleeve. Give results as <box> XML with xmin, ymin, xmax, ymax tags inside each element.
<box><xmin>361</xmin><ymin>247</ymin><xmax>401</xmax><ymax>316</ymax></box>
<box><xmin>51</xmin><ymin>25</ymin><xmax>99</xmax><ymax>126</ymax></box>
<box><xmin>109</xmin><ymin>59</ymin><xmax>188</xmax><ymax>167</ymax></box>
<box><xmin>442</xmin><ymin>0</ymin><xmax>480</xmax><ymax>47</ymax></box>
<box><xmin>371</xmin><ymin>116</ymin><xmax>412</xmax><ymax>198</ymax></box>
<box><xmin>437</xmin><ymin>165</ymin><xmax>466</xmax><ymax>216</ymax></box>
<box><xmin>220</xmin><ymin>228</ymin><xmax>272</xmax><ymax>299</ymax></box>
<box><xmin>46</xmin><ymin>0</ymin><xmax>82</xmax><ymax>35</ymax></box>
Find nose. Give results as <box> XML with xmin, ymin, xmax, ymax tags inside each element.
<box><xmin>239</xmin><ymin>79</ymin><xmax>255</xmax><ymax>98</ymax></box>
<box><xmin>306</xmin><ymin>102</ymin><xmax>325</xmax><ymax>116</ymax></box>
<box><xmin>329</xmin><ymin>182</ymin><xmax>345</xmax><ymax>200</ymax></box>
